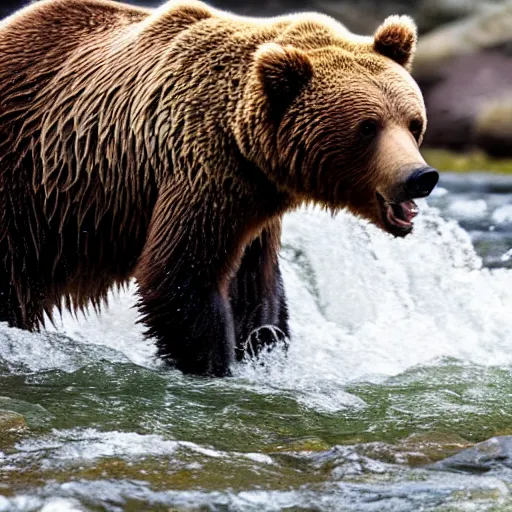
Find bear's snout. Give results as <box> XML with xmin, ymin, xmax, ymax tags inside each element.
<box><xmin>375</xmin><ymin>165</ymin><xmax>439</xmax><ymax>238</ymax></box>
<box><xmin>404</xmin><ymin>166</ymin><xmax>439</xmax><ymax>200</ymax></box>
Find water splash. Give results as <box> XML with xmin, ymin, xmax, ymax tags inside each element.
<box><xmin>1</xmin><ymin>200</ymin><xmax>511</xmax><ymax>411</ymax></box>
<box><xmin>234</xmin><ymin>201</ymin><xmax>512</xmax><ymax>410</ymax></box>
<box><xmin>2</xmin><ymin>191</ymin><xmax>512</xmax><ymax>511</ymax></box>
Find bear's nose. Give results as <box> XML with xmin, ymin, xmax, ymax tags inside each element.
<box><xmin>405</xmin><ymin>166</ymin><xmax>439</xmax><ymax>199</ymax></box>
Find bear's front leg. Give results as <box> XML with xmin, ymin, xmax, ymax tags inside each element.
<box><xmin>229</xmin><ymin>220</ymin><xmax>290</xmax><ymax>361</ymax></box>
<box><xmin>138</xmin><ymin>280</ymin><xmax>235</xmax><ymax>376</ymax></box>
<box><xmin>134</xmin><ymin>186</ymin><xmax>236</xmax><ymax>377</ymax></box>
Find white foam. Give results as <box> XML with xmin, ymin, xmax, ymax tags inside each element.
<box><xmin>1</xmin><ymin>427</ymin><xmax>276</xmax><ymax>473</ymax></box>
<box><xmin>38</xmin><ymin>498</ymin><xmax>85</xmax><ymax>512</ymax></box>
<box><xmin>44</xmin><ymin>281</ymin><xmax>158</xmax><ymax>368</ymax></box>
<box><xmin>447</xmin><ymin>199</ymin><xmax>488</xmax><ymax>220</ymax></box>
<box><xmin>235</xmin><ymin>202</ymin><xmax>512</xmax><ymax>408</ymax></box>
<box><xmin>1</xmin><ymin>201</ymin><xmax>512</xmax><ymax>411</ymax></box>
<box><xmin>492</xmin><ymin>204</ymin><xmax>512</xmax><ymax>224</ymax></box>
<box><xmin>2</xmin><ymin>429</ymin><xmax>181</xmax><ymax>470</ymax></box>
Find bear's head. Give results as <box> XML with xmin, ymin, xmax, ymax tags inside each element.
<box><xmin>236</xmin><ymin>14</ymin><xmax>438</xmax><ymax>237</ymax></box>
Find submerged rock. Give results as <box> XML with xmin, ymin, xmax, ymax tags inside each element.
<box><xmin>358</xmin><ymin>432</ymin><xmax>472</xmax><ymax>468</ymax></box>
<box><xmin>0</xmin><ymin>410</ymin><xmax>26</xmax><ymax>433</ymax></box>
<box><xmin>426</xmin><ymin>436</ymin><xmax>512</xmax><ymax>473</ymax></box>
<box><xmin>0</xmin><ymin>410</ymin><xmax>28</xmax><ymax>449</ymax></box>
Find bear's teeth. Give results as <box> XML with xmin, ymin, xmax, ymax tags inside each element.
<box><xmin>401</xmin><ymin>200</ymin><xmax>419</xmax><ymax>221</ymax></box>
<box><xmin>388</xmin><ymin>200</ymin><xmax>418</xmax><ymax>228</ymax></box>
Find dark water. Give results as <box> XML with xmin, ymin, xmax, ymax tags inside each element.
<box><xmin>1</xmin><ymin>172</ymin><xmax>512</xmax><ymax>511</ymax></box>
<box><xmin>429</xmin><ymin>172</ymin><xmax>512</xmax><ymax>270</ymax></box>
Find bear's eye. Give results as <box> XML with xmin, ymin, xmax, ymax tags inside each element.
<box><xmin>409</xmin><ymin>119</ymin><xmax>423</xmax><ymax>142</ymax></box>
<box><xmin>359</xmin><ymin>119</ymin><xmax>379</xmax><ymax>140</ymax></box>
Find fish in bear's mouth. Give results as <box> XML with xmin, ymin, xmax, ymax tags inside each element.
<box><xmin>376</xmin><ymin>192</ymin><xmax>419</xmax><ymax>237</ymax></box>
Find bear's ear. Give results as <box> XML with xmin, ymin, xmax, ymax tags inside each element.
<box><xmin>373</xmin><ymin>15</ymin><xmax>417</xmax><ymax>70</ymax></box>
<box><xmin>255</xmin><ymin>43</ymin><xmax>313</xmax><ymax>110</ymax></box>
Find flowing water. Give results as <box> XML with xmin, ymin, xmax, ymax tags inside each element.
<box><xmin>2</xmin><ymin>171</ymin><xmax>512</xmax><ymax>511</ymax></box>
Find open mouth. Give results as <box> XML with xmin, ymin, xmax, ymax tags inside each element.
<box><xmin>376</xmin><ymin>192</ymin><xmax>419</xmax><ymax>237</ymax></box>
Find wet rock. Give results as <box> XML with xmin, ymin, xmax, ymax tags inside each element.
<box><xmin>359</xmin><ymin>433</ymin><xmax>472</xmax><ymax>467</ymax></box>
<box><xmin>304</xmin><ymin>445</ymin><xmax>392</xmax><ymax>478</ymax></box>
<box><xmin>427</xmin><ymin>436</ymin><xmax>512</xmax><ymax>473</ymax></box>
<box><xmin>0</xmin><ymin>410</ymin><xmax>26</xmax><ymax>432</ymax></box>
<box><xmin>266</xmin><ymin>437</ymin><xmax>331</xmax><ymax>453</ymax></box>
<box><xmin>0</xmin><ymin>410</ymin><xmax>27</xmax><ymax>448</ymax></box>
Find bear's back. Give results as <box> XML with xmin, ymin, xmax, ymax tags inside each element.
<box><xmin>0</xmin><ymin>0</ymin><xmax>149</xmax><ymax>85</ymax></box>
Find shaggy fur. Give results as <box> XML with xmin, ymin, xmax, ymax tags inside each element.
<box><xmin>0</xmin><ymin>0</ymin><xmax>428</xmax><ymax>376</ymax></box>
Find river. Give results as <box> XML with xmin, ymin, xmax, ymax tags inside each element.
<box><xmin>1</xmin><ymin>171</ymin><xmax>512</xmax><ymax>511</ymax></box>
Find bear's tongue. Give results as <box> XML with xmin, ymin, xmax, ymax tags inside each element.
<box><xmin>387</xmin><ymin>200</ymin><xmax>418</xmax><ymax>228</ymax></box>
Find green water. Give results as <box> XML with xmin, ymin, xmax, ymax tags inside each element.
<box><xmin>2</xmin><ymin>355</ymin><xmax>512</xmax><ymax>511</ymax></box>
<box><xmin>2</xmin><ymin>186</ymin><xmax>512</xmax><ymax>511</ymax></box>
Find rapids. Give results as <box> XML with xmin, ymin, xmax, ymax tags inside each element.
<box><xmin>1</xmin><ymin>172</ymin><xmax>512</xmax><ymax>511</ymax></box>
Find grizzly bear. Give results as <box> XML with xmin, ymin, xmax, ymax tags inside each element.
<box><xmin>0</xmin><ymin>0</ymin><xmax>438</xmax><ymax>376</ymax></box>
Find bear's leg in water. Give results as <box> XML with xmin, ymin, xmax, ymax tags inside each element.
<box><xmin>0</xmin><ymin>264</ymin><xmax>43</xmax><ymax>331</ymax></box>
<box><xmin>134</xmin><ymin>186</ymin><xmax>236</xmax><ymax>377</ymax></box>
<box><xmin>230</xmin><ymin>221</ymin><xmax>290</xmax><ymax>362</ymax></box>
<box><xmin>0</xmin><ymin>275</ymin><xmax>21</xmax><ymax>327</ymax></box>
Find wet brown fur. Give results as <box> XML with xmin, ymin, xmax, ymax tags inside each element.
<box><xmin>0</xmin><ymin>0</ymin><xmax>426</xmax><ymax>375</ymax></box>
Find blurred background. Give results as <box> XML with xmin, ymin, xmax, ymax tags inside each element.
<box><xmin>4</xmin><ymin>0</ymin><xmax>512</xmax><ymax>164</ymax></box>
